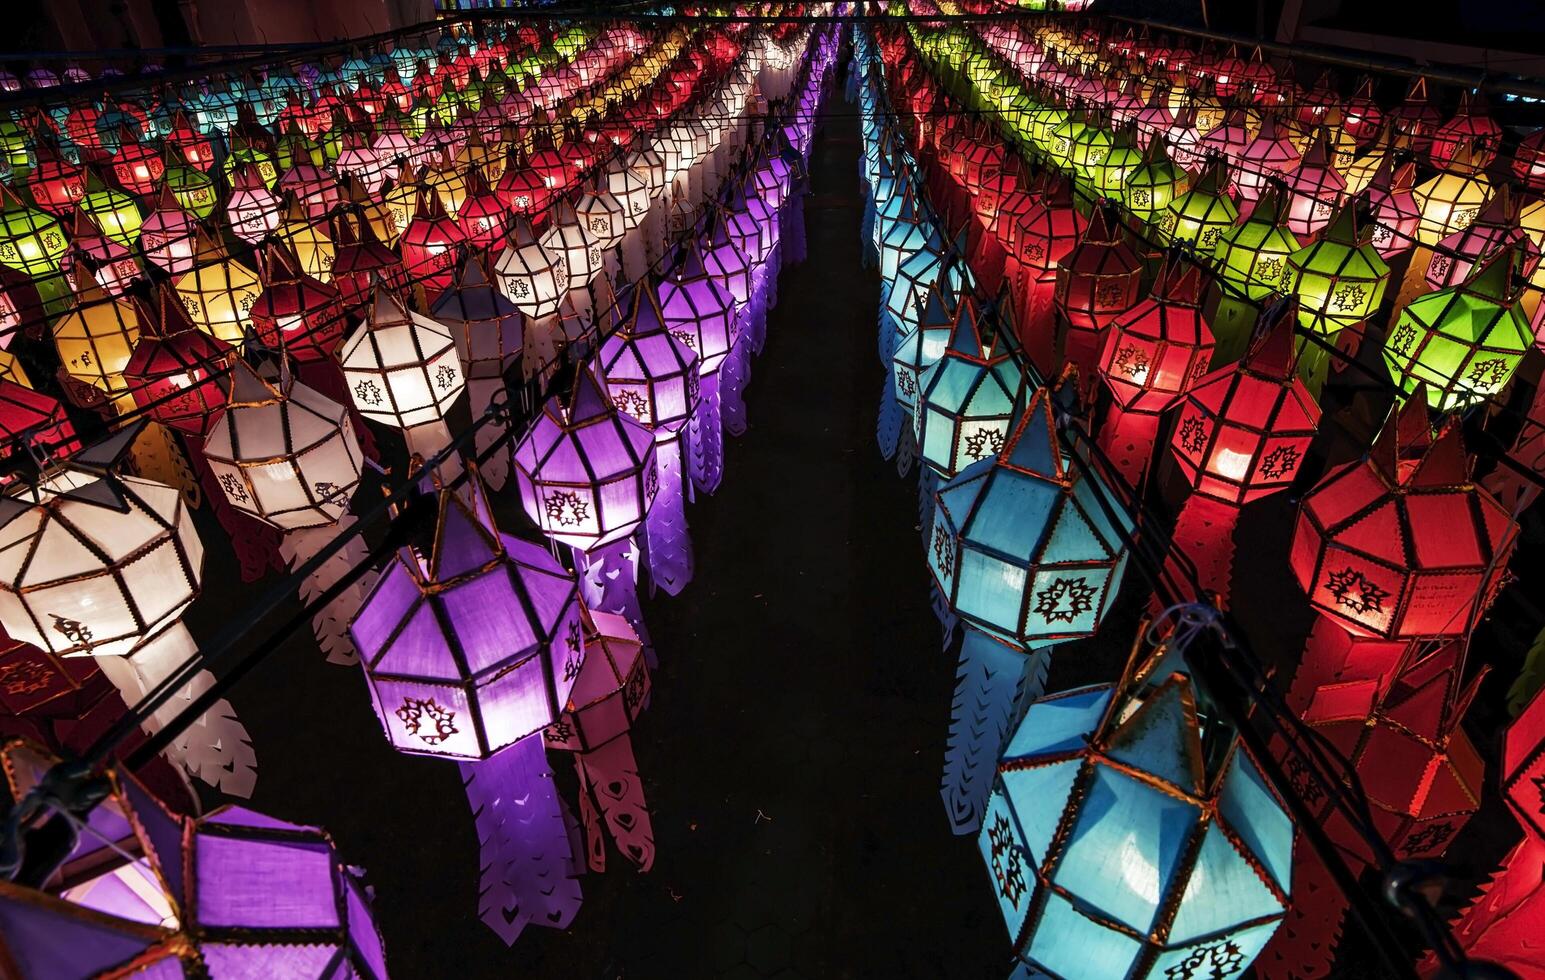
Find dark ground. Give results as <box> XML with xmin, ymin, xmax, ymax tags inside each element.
<box><xmin>224</xmin><ymin>100</ymin><xmax>1015</xmax><ymax>979</ymax></box>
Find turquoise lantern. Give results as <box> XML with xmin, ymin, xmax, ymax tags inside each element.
<box><xmin>929</xmin><ymin>387</ymin><xmax>1133</xmax><ymax>834</ymax></box>
<box><xmin>914</xmin><ymin>297</ymin><xmax>1025</xmax><ymax>481</ymax></box>
<box><xmin>980</xmin><ymin>626</ymin><xmax>1293</xmax><ymax>980</ymax></box>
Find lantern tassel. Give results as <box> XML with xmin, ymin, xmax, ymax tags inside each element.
<box><xmin>1162</xmin><ymin>492</ymin><xmax>1243</xmax><ymax>608</ymax></box>
<box><xmin>860</xmin><ymin>185</ymin><xmax>877</xmax><ymax>268</ymax></box>
<box><xmin>281</xmin><ymin>514</ymin><xmax>377</xmax><ymax>667</ymax></box>
<box><xmin>621</xmin><ymin>227</ymin><xmax>650</xmax><ymax>284</ymax></box>
<box><xmin>1096</xmin><ymin>404</ymin><xmax>1162</xmax><ymax>493</ymax></box>
<box><xmin>574</xmin><ymin>757</ymin><xmax>608</xmax><ymax>873</ymax></box>
<box><xmin>878</xmin><ymin>283</ymin><xmax>897</xmax><ymax>366</ymax></box>
<box><xmin>469</xmin><ymin>378</ymin><xmax>511</xmax><ymax>490</ymax></box>
<box><xmin>721</xmin><ymin>334</ymin><xmax>751</xmax><ymax>438</ymax></box>
<box><xmin>689</xmin><ymin>370</ymin><xmax>725</xmax><ymax>495</ymax></box>
<box><xmin>575</xmin><ymin>734</ymin><xmax>655</xmax><ymax>872</ymax></box>
<box><xmin>780</xmin><ymin>191</ymin><xmax>807</xmax><ymax>266</ymax></box>
<box><xmin>98</xmin><ymin>621</ymin><xmax>258</xmax><ymax>798</ymax></box>
<box><xmin>189</xmin><ymin>447</ymin><xmax>288</xmax><ymax>584</ymax></box>
<box><xmin>917</xmin><ymin>467</ymin><xmax>937</xmax><ymax>537</ymax></box>
<box><xmin>459</xmin><ymin>735</ymin><xmax>584</xmax><ymax>945</ymax></box>
<box><xmin>896</xmin><ymin>422</ymin><xmax>917</xmax><ymax>479</ymax></box>
<box><xmin>877</xmin><ymin>376</ymin><xmax>903</xmax><ymax>459</ymax></box>
<box><xmin>1251</xmin><ymin>844</ymin><xmax>1347</xmax><ymax>980</ymax></box>
<box><xmin>941</xmin><ymin>629</ymin><xmax>1047</xmax><ymax>835</ymax></box>
<box><xmin>644</xmin><ymin>434</ymin><xmax>694</xmax><ymax>597</ymax></box>
<box><xmin>574</xmin><ymin>538</ymin><xmax>653</xmax><ymax>665</ymax></box>
<box><xmin>747</xmin><ymin>263</ymin><xmax>771</xmax><ymax>354</ymax></box>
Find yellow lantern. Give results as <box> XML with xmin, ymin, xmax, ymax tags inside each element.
<box><xmin>173</xmin><ymin>228</ymin><xmax>262</xmax><ymax>345</ymax></box>
<box><xmin>52</xmin><ymin>284</ymin><xmax>142</xmax><ymax>409</ymax></box>
<box><xmin>1414</xmin><ymin>147</ymin><xmax>1493</xmax><ymax>246</ymax></box>
<box><xmin>277</xmin><ymin>195</ymin><xmax>336</xmax><ymax>282</ymax></box>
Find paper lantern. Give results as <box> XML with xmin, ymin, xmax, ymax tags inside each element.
<box><xmin>981</xmin><ymin>631</ymin><xmax>1291</xmax><ymax>979</ymax></box>
<box><xmin>251</xmin><ymin>243</ymin><xmax>348</xmax><ymax>363</ymax></box>
<box><xmin>203</xmin><ymin>361</ymin><xmax>363</xmax><ymax>531</ymax></box>
<box><xmin>432</xmin><ymin>255</ymin><xmax>523</xmax><ymax>380</ymax></box>
<box><xmin>352</xmin><ymin>476</ymin><xmax>582</xmax><ymax>760</ymax></box>
<box><xmin>1123</xmin><ymin>138</ymin><xmax>1189</xmax><ymax>228</ymax></box>
<box><xmin>1013</xmin><ymin>173</ymin><xmax>1086</xmax><ymax>282</ymax></box>
<box><xmin>1301</xmin><ymin>639</ymin><xmax>1485</xmax><ymax>868</ymax></box>
<box><xmin>172</xmin><ymin>229</ymin><xmax>262</xmax><ymax>346</ymax></box>
<box><xmin>1088</xmin><ymin>126</ymin><xmax>1144</xmax><ymax>202</ymax></box>
<box><xmin>0</xmin><ymin>382</ymin><xmax>78</xmax><ymax>472</ymax></box>
<box><xmin>1383</xmin><ymin>246</ymin><xmax>1532</xmax><ymax>412</ymax></box>
<box><xmin>26</xmin><ymin>152</ymin><xmax>86</xmax><ymax>215</ymax></box>
<box><xmin>1213</xmin><ymin>186</ymin><xmax>1300</xmax><ymax>302</ymax></box>
<box><xmin>332</xmin><ymin>207</ymin><xmax>408</xmax><ymax>310</ymax></box>
<box><xmin>52</xmin><ymin>285</ymin><xmax>142</xmax><ymax>406</ymax></box>
<box><xmin>892</xmin><ymin>284</ymin><xmax>957</xmax><ymax>420</ymax></box>
<box><xmin>276</xmin><ymin>195</ymin><xmax>336</xmax><ymax>283</ymax></box>
<box><xmin>1367</xmin><ymin>158</ymin><xmax>1421</xmax><ymax>259</ymax></box>
<box><xmin>1100</xmin><ymin>258</ymin><xmax>1214</xmax><ymax>413</ymax></box>
<box><xmin>929</xmin><ymin>389</ymin><xmax>1131</xmax><ymax>649</ymax></box>
<box><xmin>1425</xmin><ymin>189</ymin><xmax>1539</xmax><ymax>292</ymax></box>
<box><xmin>60</xmin><ymin>212</ymin><xmax>142</xmax><ymax>299</ymax></box>
<box><xmin>1291</xmin><ymin>398</ymin><xmax>1516</xmax><ymax>640</ymax></box>
<box><xmin>399</xmin><ymin>187</ymin><xmax>467</xmax><ymax>300</ymax></box>
<box><xmin>1514</xmin><ymin>129</ymin><xmax>1545</xmax><ymax>193</ymax></box>
<box><xmin>0</xmin><ymin>462</ymin><xmax>201</xmax><ymax>659</ymax></box>
<box><xmin>1282</xmin><ymin>137</ymin><xmax>1345</xmax><ymax>240</ymax></box>
<box><xmin>339</xmin><ymin>287</ymin><xmax>464</xmax><ymax>431</ymax></box>
<box><xmin>122</xmin><ymin>292</ymin><xmax>233</xmax><ymax>436</ymax></box>
<box><xmin>456</xmin><ymin>167</ymin><xmax>509</xmax><ymax>250</ymax></box>
<box><xmin>1286</xmin><ymin>202</ymin><xmax>1390</xmax><ymax>336</ymax></box>
<box><xmin>0</xmin><ymin>189</ymin><xmax>68</xmax><ymax>279</ymax></box>
<box><xmin>1170</xmin><ymin>306</ymin><xmax>1320</xmax><ymax>504</ymax></box>
<box><xmin>226</xmin><ymin>164</ymin><xmax>283</xmax><ymax>245</ymax></box>
<box><xmin>1429</xmin><ymin>90</ymin><xmax>1501</xmax><ymax>171</ymax></box>
<box><xmin>77</xmin><ymin>181</ymin><xmax>142</xmax><ymax>248</ymax></box>
<box><xmin>1413</xmin><ymin>152</ymin><xmax>1492</xmax><ymax>246</ymax></box>
<box><xmin>657</xmin><ymin>250</ymin><xmax>737</xmax><ymax>376</ymax></box>
<box><xmin>1157</xmin><ymin>160</ymin><xmax>1238</xmax><ymax>252</ymax></box>
<box><xmin>513</xmin><ymin>365</ymin><xmax>658</xmax><ymax>552</ymax></box>
<box><xmin>541</xmin><ymin>203</ymin><xmax>605</xmax><ymax>288</ymax></box>
<box><xmin>494</xmin><ymin>219</ymin><xmax>566</xmax><ymax>319</ymax></box>
<box><xmin>0</xmin><ymin>742</ymin><xmax>389</xmax><ymax>978</ymax></box>
<box><xmin>1054</xmin><ymin>207</ymin><xmax>1142</xmax><ymax>374</ymax></box>
<box><xmin>915</xmin><ymin>298</ymin><xmax>1025</xmax><ymax>480</ymax></box>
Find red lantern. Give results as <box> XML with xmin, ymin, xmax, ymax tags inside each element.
<box><xmin>399</xmin><ymin>185</ymin><xmax>467</xmax><ymax>300</ymax></box>
<box><xmin>1429</xmin><ymin>90</ymin><xmax>1502</xmax><ymax>171</ymax></box>
<box><xmin>26</xmin><ymin>149</ymin><xmax>86</xmax><ymax>216</ymax></box>
<box><xmin>1290</xmin><ymin>396</ymin><xmax>1517</xmax><ymax>641</ymax></box>
<box><xmin>1099</xmin><ymin>257</ymin><xmax>1213</xmax><ymax>414</ymax></box>
<box><xmin>1054</xmin><ymin>206</ymin><xmax>1142</xmax><ymax>378</ymax></box>
<box><xmin>0</xmin><ymin>381</ymin><xmax>79</xmax><ymax>476</ymax></box>
<box><xmin>1300</xmin><ymin>641</ymin><xmax>1485</xmax><ymax>864</ymax></box>
<box><xmin>251</xmin><ymin>243</ymin><xmax>348</xmax><ymax>362</ymax></box>
<box><xmin>1169</xmin><ymin>302</ymin><xmax>1320</xmax><ymax>505</ymax></box>
<box><xmin>123</xmin><ymin>288</ymin><xmax>233</xmax><ymax>436</ymax></box>
<box><xmin>111</xmin><ymin>129</ymin><xmax>166</xmax><ymax>197</ymax></box>
<box><xmin>1341</xmin><ymin>77</ymin><xmax>1384</xmax><ymax>142</ymax></box>
<box><xmin>1513</xmin><ymin>129</ymin><xmax>1545</xmax><ymax>193</ymax></box>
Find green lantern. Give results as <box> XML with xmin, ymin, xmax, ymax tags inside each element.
<box><xmin>1089</xmin><ymin>127</ymin><xmax>1141</xmax><ymax>201</ymax></box>
<box><xmin>1383</xmin><ymin>245</ymin><xmax>1532</xmax><ymax>412</ymax></box>
<box><xmin>1286</xmin><ymin>202</ymin><xmax>1389</xmax><ymax>336</ymax></box>
<box><xmin>1158</xmin><ymin>160</ymin><xmax>1238</xmax><ymax>252</ymax></box>
<box><xmin>0</xmin><ymin>188</ymin><xmax>68</xmax><ymax>277</ymax></box>
<box><xmin>223</xmin><ymin>140</ymin><xmax>280</xmax><ymax>190</ymax></box>
<box><xmin>1213</xmin><ymin>187</ymin><xmax>1300</xmax><ymax>302</ymax></box>
<box><xmin>79</xmin><ymin>177</ymin><xmax>144</xmax><ymax>248</ymax></box>
<box><xmin>1048</xmin><ymin>113</ymin><xmax>1089</xmax><ymax>172</ymax></box>
<box><xmin>1123</xmin><ymin>138</ymin><xmax>1189</xmax><ymax>228</ymax></box>
<box><xmin>1026</xmin><ymin>105</ymin><xmax>1070</xmax><ymax>158</ymax></box>
<box><xmin>165</xmin><ymin>162</ymin><xmax>218</xmax><ymax>220</ymax></box>
<box><xmin>0</xmin><ymin>117</ymin><xmax>34</xmax><ymax>178</ymax></box>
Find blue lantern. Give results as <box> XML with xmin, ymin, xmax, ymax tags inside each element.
<box><xmin>980</xmin><ymin>627</ymin><xmax>1293</xmax><ymax>980</ymax></box>
<box><xmin>928</xmin><ymin>387</ymin><xmax>1132</xmax><ymax>833</ymax></box>
<box><xmin>914</xmin><ymin>297</ymin><xmax>1025</xmax><ymax>482</ymax></box>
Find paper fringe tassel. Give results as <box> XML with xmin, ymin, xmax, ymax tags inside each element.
<box><xmin>459</xmin><ymin>735</ymin><xmax>583</xmax><ymax>944</ymax></box>
<box><xmin>721</xmin><ymin>333</ymin><xmax>752</xmax><ymax>438</ymax></box>
<box><xmin>1164</xmin><ymin>492</ymin><xmax>1244</xmax><ymax>607</ymax></box>
<box><xmin>575</xmin><ymin>734</ymin><xmax>655</xmax><ymax>872</ymax></box>
<box><xmin>780</xmin><ymin>192</ymin><xmax>808</xmax><ymax>266</ymax></box>
<box><xmin>689</xmin><ymin>370</ymin><xmax>725</xmax><ymax>496</ymax></box>
<box><xmin>896</xmin><ymin>421</ymin><xmax>918</xmax><ymax>479</ymax></box>
<box><xmin>644</xmin><ymin>434</ymin><xmax>694</xmax><ymax>598</ymax></box>
<box><xmin>941</xmin><ymin>628</ymin><xmax>1048</xmax><ymax>835</ymax></box>
<box><xmin>575</xmin><ymin>538</ymin><xmax>653</xmax><ymax>665</ymax></box>
<box><xmin>876</xmin><ymin>376</ymin><xmax>904</xmax><ymax>459</ymax></box>
<box><xmin>98</xmin><ymin>621</ymin><xmax>257</xmax><ymax>798</ymax></box>
<box><xmin>281</xmin><ymin>514</ymin><xmax>377</xmax><ymax>667</ymax></box>
<box><xmin>1251</xmin><ymin>843</ymin><xmax>1347</xmax><ymax>980</ymax></box>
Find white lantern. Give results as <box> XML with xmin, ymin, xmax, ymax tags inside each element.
<box><xmin>574</xmin><ymin>188</ymin><xmax>629</xmax><ymax>250</ymax></box>
<box><xmin>0</xmin><ymin>444</ymin><xmax>202</xmax><ymax>659</ymax></box>
<box><xmin>203</xmin><ymin>361</ymin><xmax>364</xmax><ymax>531</ymax></box>
<box><xmin>541</xmin><ymin>204</ymin><xmax>605</xmax><ymax>288</ymax></box>
<box><xmin>494</xmin><ymin>219</ymin><xmax>566</xmax><ymax>318</ymax></box>
<box><xmin>605</xmin><ymin>165</ymin><xmax>652</xmax><ymax>229</ymax></box>
<box><xmin>339</xmin><ymin>286</ymin><xmax>465</xmax><ymax>430</ymax></box>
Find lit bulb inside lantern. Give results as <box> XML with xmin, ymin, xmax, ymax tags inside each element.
<box><xmin>1212</xmin><ymin>447</ymin><xmax>1252</xmax><ymax>481</ymax></box>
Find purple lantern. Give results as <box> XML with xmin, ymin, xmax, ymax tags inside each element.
<box><xmin>0</xmin><ymin>741</ymin><xmax>389</xmax><ymax>978</ymax></box>
<box><xmin>656</xmin><ymin>254</ymin><xmax>736</xmax><ymax>495</ymax></box>
<box><xmin>598</xmin><ymin>286</ymin><xmax>701</xmax><ymax>597</ymax></box>
<box><xmin>699</xmin><ymin>213</ymin><xmax>759</xmax><ymax>437</ymax></box>
<box><xmin>349</xmin><ymin>476</ymin><xmax>586</xmax><ymax>942</ymax></box>
<box><xmin>513</xmin><ymin>365</ymin><xmax>659</xmax><ymax>651</ymax></box>
<box><xmin>432</xmin><ymin>255</ymin><xmax>524</xmax><ymax>489</ymax></box>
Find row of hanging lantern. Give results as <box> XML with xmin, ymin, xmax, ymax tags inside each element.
<box><xmin>871</xmin><ymin>11</ymin><xmax>1537</xmax><ymax>979</ymax></box>
<box><xmin>854</xmin><ymin>29</ymin><xmax>1300</xmax><ymax>980</ymax></box>
<box><xmin>904</xmin><ymin>5</ymin><xmax>1545</xmax><ymax>421</ymax></box>
<box><xmin>0</xmin><ymin>18</ymin><xmax>730</xmax><ymax>803</ymax></box>
<box><xmin>0</xmin><ymin>15</ymin><xmax>836</xmax><ymax>971</ymax></box>
<box><xmin>342</xmin><ymin>21</ymin><xmax>835</xmax><ymax>948</ymax></box>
